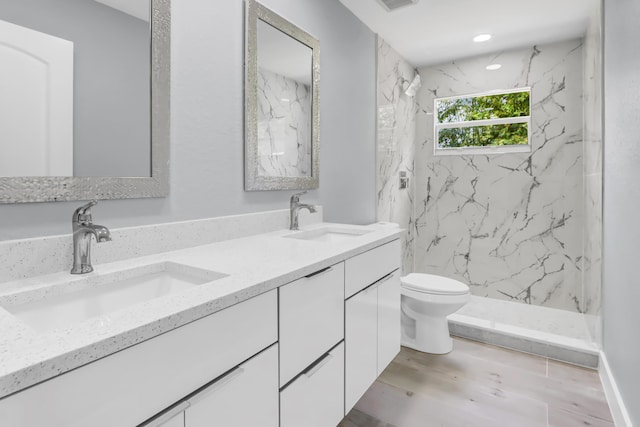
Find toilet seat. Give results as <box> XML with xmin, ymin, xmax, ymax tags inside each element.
<box><xmin>401</xmin><ymin>286</ymin><xmax>470</xmax><ymax>305</ymax></box>
<box><xmin>401</xmin><ymin>273</ymin><xmax>470</xmax><ymax>296</ymax></box>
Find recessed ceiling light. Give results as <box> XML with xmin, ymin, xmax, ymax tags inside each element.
<box><xmin>486</xmin><ymin>63</ymin><xmax>502</xmax><ymax>71</ymax></box>
<box><xmin>473</xmin><ymin>34</ymin><xmax>492</xmax><ymax>43</ymax></box>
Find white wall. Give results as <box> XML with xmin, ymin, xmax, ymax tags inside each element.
<box><xmin>0</xmin><ymin>0</ymin><xmax>377</xmax><ymax>241</ymax></box>
<box><xmin>602</xmin><ymin>0</ymin><xmax>640</xmax><ymax>423</ymax></box>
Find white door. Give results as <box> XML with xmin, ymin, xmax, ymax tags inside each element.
<box><xmin>344</xmin><ymin>286</ymin><xmax>378</xmax><ymax>414</ymax></box>
<box><xmin>280</xmin><ymin>343</ymin><xmax>345</xmax><ymax>427</ymax></box>
<box><xmin>278</xmin><ymin>263</ymin><xmax>345</xmax><ymax>386</ymax></box>
<box><xmin>185</xmin><ymin>344</ymin><xmax>279</xmax><ymax>427</ymax></box>
<box><xmin>0</xmin><ymin>19</ymin><xmax>73</xmax><ymax>176</ymax></box>
<box><xmin>377</xmin><ymin>270</ymin><xmax>401</xmax><ymax>374</ymax></box>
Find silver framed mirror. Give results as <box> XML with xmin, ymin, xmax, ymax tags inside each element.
<box><xmin>244</xmin><ymin>0</ymin><xmax>320</xmax><ymax>191</ymax></box>
<box><xmin>0</xmin><ymin>0</ymin><xmax>170</xmax><ymax>204</ymax></box>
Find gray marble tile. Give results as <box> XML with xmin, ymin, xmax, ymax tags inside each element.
<box><xmin>414</xmin><ymin>40</ymin><xmax>586</xmax><ymax>312</ymax></box>
<box><xmin>579</xmin><ymin>3</ymin><xmax>603</xmax><ymax>346</ymax></box>
<box><xmin>376</xmin><ymin>38</ymin><xmax>417</xmax><ymax>274</ymax></box>
<box><xmin>256</xmin><ymin>67</ymin><xmax>312</xmax><ymax>178</ymax></box>
<box><xmin>583</xmin><ymin>173</ymin><xmax>602</xmax><ymax>314</ymax></box>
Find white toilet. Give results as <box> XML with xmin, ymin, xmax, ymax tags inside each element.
<box><xmin>400</xmin><ymin>273</ymin><xmax>470</xmax><ymax>354</ymax></box>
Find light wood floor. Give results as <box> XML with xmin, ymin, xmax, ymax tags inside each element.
<box><xmin>340</xmin><ymin>337</ymin><xmax>614</xmax><ymax>427</ymax></box>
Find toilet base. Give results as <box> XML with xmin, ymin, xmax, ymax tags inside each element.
<box><xmin>401</xmin><ymin>331</ymin><xmax>453</xmax><ymax>355</ymax></box>
<box><xmin>401</xmin><ymin>307</ymin><xmax>454</xmax><ymax>354</ymax></box>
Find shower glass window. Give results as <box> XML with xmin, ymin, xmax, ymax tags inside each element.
<box><xmin>434</xmin><ymin>88</ymin><xmax>531</xmax><ymax>155</ymax></box>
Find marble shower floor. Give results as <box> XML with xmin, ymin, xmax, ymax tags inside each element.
<box><xmin>447</xmin><ymin>296</ymin><xmax>599</xmax><ymax>367</ymax></box>
<box><xmin>340</xmin><ymin>338</ymin><xmax>614</xmax><ymax>427</ymax></box>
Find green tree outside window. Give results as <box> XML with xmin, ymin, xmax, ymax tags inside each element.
<box><xmin>436</xmin><ymin>90</ymin><xmax>530</xmax><ymax>149</ymax></box>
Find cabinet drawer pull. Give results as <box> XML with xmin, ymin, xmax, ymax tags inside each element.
<box><xmin>376</xmin><ymin>272</ymin><xmax>395</xmax><ymax>285</ymax></box>
<box><xmin>304</xmin><ymin>266</ymin><xmax>333</xmax><ymax>279</ymax></box>
<box><xmin>188</xmin><ymin>367</ymin><xmax>246</xmax><ymax>406</ymax></box>
<box><xmin>363</xmin><ymin>272</ymin><xmax>395</xmax><ymax>294</ymax></box>
<box><xmin>140</xmin><ymin>401</ymin><xmax>190</xmax><ymax>427</ymax></box>
<box><xmin>304</xmin><ymin>353</ymin><xmax>334</xmax><ymax>378</ymax></box>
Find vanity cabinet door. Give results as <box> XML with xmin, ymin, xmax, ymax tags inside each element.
<box><xmin>280</xmin><ymin>342</ymin><xmax>344</xmax><ymax>427</ymax></box>
<box><xmin>279</xmin><ymin>262</ymin><xmax>345</xmax><ymax>386</ymax></box>
<box><xmin>377</xmin><ymin>270</ymin><xmax>401</xmax><ymax>374</ymax></box>
<box><xmin>0</xmin><ymin>290</ymin><xmax>278</xmax><ymax>427</ymax></box>
<box><xmin>344</xmin><ymin>285</ymin><xmax>378</xmax><ymax>413</ymax></box>
<box><xmin>345</xmin><ymin>239</ymin><xmax>401</xmax><ymax>298</ymax></box>
<box><xmin>185</xmin><ymin>344</ymin><xmax>279</xmax><ymax>427</ymax></box>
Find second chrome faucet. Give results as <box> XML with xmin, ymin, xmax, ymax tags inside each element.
<box><xmin>290</xmin><ymin>191</ymin><xmax>317</xmax><ymax>231</ymax></box>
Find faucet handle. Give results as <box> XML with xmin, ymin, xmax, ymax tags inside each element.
<box><xmin>73</xmin><ymin>200</ymin><xmax>98</xmax><ymax>224</ymax></box>
<box><xmin>291</xmin><ymin>191</ymin><xmax>307</xmax><ymax>203</ymax></box>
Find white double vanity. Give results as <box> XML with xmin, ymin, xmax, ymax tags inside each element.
<box><xmin>0</xmin><ymin>214</ymin><xmax>401</xmax><ymax>427</ymax></box>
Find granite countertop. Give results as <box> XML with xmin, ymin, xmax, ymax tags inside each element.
<box><xmin>0</xmin><ymin>222</ymin><xmax>401</xmax><ymax>399</ymax></box>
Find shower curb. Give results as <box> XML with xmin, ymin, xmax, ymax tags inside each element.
<box><xmin>448</xmin><ymin>317</ymin><xmax>600</xmax><ymax>368</ymax></box>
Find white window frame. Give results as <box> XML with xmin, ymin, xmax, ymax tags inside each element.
<box><xmin>434</xmin><ymin>87</ymin><xmax>532</xmax><ymax>156</ymax></box>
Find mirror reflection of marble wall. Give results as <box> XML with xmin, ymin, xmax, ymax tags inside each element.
<box><xmin>0</xmin><ymin>0</ymin><xmax>150</xmax><ymax>178</ymax></box>
<box><xmin>245</xmin><ymin>0</ymin><xmax>319</xmax><ymax>191</ymax></box>
<box><xmin>256</xmin><ymin>20</ymin><xmax>312</xmax><ymax>178</ymax></box>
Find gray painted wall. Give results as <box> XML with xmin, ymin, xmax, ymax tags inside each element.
<box><xmin>0</xmin><ymin>0</ymin><xmax>151</xmax><ymax>177</ymax></box>
<box><xmin>603</xmin><ymin>0</ymin><xmax>640</xmax><ymax>423</ymax></box>
<box><xmin>0</xmin><ymin>0</ymin><xmax>377</xmax><ymax>241</ymax></box>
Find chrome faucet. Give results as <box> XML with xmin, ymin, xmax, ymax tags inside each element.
<box><xmin>290</xmin><ymin>191</ymin><xmax>317</xmax><ymax>231</ymax></box>
<box><xmin>71</xmin><ymin>200</ymin><xmax>111</xmax><ymax>274</ymax></box>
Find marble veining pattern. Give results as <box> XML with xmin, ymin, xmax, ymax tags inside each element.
<box><xmin>581</xmin><ymin>0</ymin><xmax>603</xmax><ymax>345</ymax></box>
<box><xmin>414</xmin><ymin>40</ymin><xmax>585</xmax><ymax>312</ymax></box>
<box><xmin>376</xmin><ymin>37</ymin><xmax>417</xmax><ymax>273</ymax></box>
<box><xmin>257</xmin><ymin>68</ymin><xmax>311</xmax><ymax>178</ymax></box>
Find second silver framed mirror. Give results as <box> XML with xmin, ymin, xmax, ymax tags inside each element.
<box><xmin>244</xmin><ymin>0</ymin><xmax>320</xmax><ymax>191</ymax></box>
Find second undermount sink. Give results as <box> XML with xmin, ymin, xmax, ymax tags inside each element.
<box><xmin>284</xmin><ymin>226</ymin><xmax>372</xmax><ymax>243</ymax></box>
<box><xmin>0</xmin><ymin>262</ymin><xmax>228</xmax><ymax>333</ymax></box>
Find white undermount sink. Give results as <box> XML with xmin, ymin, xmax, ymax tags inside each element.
<box><xmin>0</xmin><ymin>262</ymin><xmax>228</xmax><ymax>333</ymax></box>
<box><xmin>284</xmin><ymin>226</ymin><xmax>372</xmax><ymax>243</ymax></box>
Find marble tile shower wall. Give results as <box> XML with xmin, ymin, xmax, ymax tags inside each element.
<box><xmin>414</xmin><ymin>40</ymin><xmax>585</xmax><ymax>312</ymax></box>
<box><xmin>376</xmin><ymin>38</ymin><xmax>417</xmax><ymax>273</ymax></box>
<box><xmin>582</xmin><ymin>3</ymin><xmax>603</xmax><ymax>343</ymax></box>
<box><xmin>257</xmin><ymin>68</ymin><xmax>312</xmax><ymax>177</ymax></box>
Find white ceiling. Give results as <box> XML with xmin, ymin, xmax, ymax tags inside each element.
<box><xmin>339</xmin><ymin>0</ymin><xmax>594</xmax><ymax>67</ymax></box>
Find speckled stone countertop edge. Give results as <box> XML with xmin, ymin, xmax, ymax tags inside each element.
<box><xmin>0</xmin><ymin>223</ymin><xmax>402</xmax><ymax>399</ymax></box>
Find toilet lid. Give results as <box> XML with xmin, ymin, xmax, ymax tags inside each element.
<box><xmin>401</xmin><ymin>273</ymin><xmax>470</xmax><ymax>295</ymax></box>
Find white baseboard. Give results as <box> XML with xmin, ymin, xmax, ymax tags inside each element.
<box><xmin>599</xmin><ymin>351</ymin><xmax>634</xmax><ymax>426</ymax></box>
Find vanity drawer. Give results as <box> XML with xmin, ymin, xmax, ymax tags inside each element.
<box><xmin>280</xmin><ymin>342</ymin><xmax>345</xmax><ymax>427</ymax></box>
<box><xmin>279</xmin><ymin>262</ymin><xmax>344</xmax><ymax>386</ymax></box>
<box><xmin>345</xmin><ymin>239</ymin><xmax>401</xmax><ymax>298</ymax></box>
<box><xmin>0</xmin><ymin>290</ymin><xmax>278</xmax><ymax>427</ymax></box>
<box><xmin>184</xmin><ymin>344</ymin><xmax>279</xmax><ymax>427</ymax></box>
